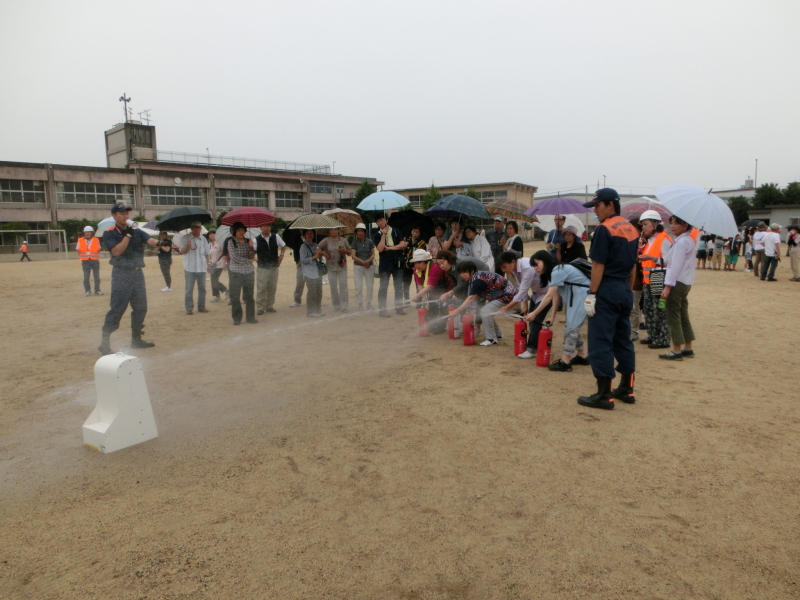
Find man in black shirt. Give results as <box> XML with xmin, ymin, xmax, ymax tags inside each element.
<box><xmin>98</xmin><ymin>202</ymin><xmax>160</xmax><ymax>354</ymax></box>
<box><xmin>374</xmin><ymin>215</ymin><xmax>407</xmax><ymax>317</ymax></box>
<box><xmin>156</xmin><ymin>230</ymin><xmax>173</xmax><ymax>291</ymax></box>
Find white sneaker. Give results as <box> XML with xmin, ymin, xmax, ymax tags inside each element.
<box><xmin>479</xmin><ymin>339</ymin><xmax>497</xmax><ymax>347</ymax></box>
<box><xmin>210</xmin><ymin>296</ymin><xmax>221</xmax><ymax>303</ymax></box>
<box><xmin>161</xmin><ymin>287</ymin><xmax>172</xmax><ymax>292</ymax></box>
<box><xmin>518</xmin><ymin>350</ymin><xmax>536</xmax><ymax>359</ymax></box>
<box><xmin>290</xmin><ymin>301</ymin><xmax>301</xmax><ymax>308</ymax></box>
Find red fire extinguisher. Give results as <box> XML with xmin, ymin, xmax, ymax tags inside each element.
<box><xmin>536</xmin><ymin>321</ymin><xmax>553</xmax><ymax>367</ymax></box>
<box><xmin>417</xmin><ymin>305</ymin><xmax>429</xmax><ymax>337</ymax></box>
<box><xmin>462</xmin><ymin>313</ymin><xmax>475</xmax><ymax>346</ymax></box>
<box><xmin>514</xmin><ymin>318</ymin><xmax>528</xmax><ymax>356</ymax></box>
<box><xmin>448</xmin><ymin>307</ymin><xmax>461</xmax><ymax>339</ymax></box>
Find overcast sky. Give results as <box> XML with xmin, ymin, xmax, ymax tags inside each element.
<box><xmin>1</xmin><ymin>0</ymin><xmax>798</xmax><ymax>195</ymax></box>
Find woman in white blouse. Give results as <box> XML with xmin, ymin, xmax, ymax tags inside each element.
<box><xmin>659</xmin><ymin>215</ymin><xmax>696</xmax><ymax>360</ymax></box>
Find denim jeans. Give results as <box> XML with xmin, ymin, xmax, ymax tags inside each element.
<box><xmin>378</xmin><ymin>267</ymin><xmax>404</xmax><ymax>312</ymax></box>
<box><xmin>760</xmin><ymin>255</ymin><xmax>779</xmax><ymax>280</ymax></box>
<box><xmin>210</xmin><ymin>267</ymin><xmax>227</xmax><ymax>297</ymax></box>
<box><xmin>184</xmin><ymin>271</ymin><xmax>207</xmax><ymax>311</ymax></box>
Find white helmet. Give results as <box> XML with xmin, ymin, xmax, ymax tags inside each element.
<box><xmin>83</xmin><ymin>225</ymin><xmax>94</xmax><ymax>232</ymax></box>
<box><xmin>639</xmin><ymin>210</ymin><xmax>662</xmax><ymax>222</ymax></box>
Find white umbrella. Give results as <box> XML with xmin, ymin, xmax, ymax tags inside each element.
<box><xmin>620</xmin><ymin>196</ymin><xmax>663</xmax><ymax>206</ymax></box>
<box><xmin>655</xmin><ymin>185</ymin><xmax>738</xmax><ymax>237</ymax></box>
<box><xmin>535</xmin><ymin>214</ymin><xmax>586</xmax><ymax>236</ymax></box>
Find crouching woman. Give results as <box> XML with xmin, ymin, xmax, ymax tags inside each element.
<box><xmin>524</xmin><ymin>250</ymin><xmax>591</xmax><ymax>371</ymax></box>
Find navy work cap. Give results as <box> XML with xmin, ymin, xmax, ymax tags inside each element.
<box><xmin>583</xmin><ymin>188</ymin><xmax>620</xmax><ymax>208</ymax></box>
<box><xmin>111</xmin><ymin>201</ymin><xmax>134</xmax><ymax>213</ymax></box>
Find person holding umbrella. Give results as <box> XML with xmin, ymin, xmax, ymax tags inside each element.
<box><xmin>545</xmin><ymin>215</ymin><xmax>567</xmax><ymax>259</ymax></box>
<box><xmin>224</xmin><ymin>221</ymin><xmax>258</xmax><ymax>325</ymax></box>
<box><xmin>317</xmin><ymin>227</ymin><xmax>351</xmax><ymax>312</ymax></box>
<box><xmin>659</xmin><ymin>215</ymin><xmax>696</xmax><ymax>360</ymax></box>
<box><xmin>98</xmin><ymin>202</ymin><xmax>160</xmax><ymax>354</ymax></box>
<box><xmin>577</xmin><ymin>189</ymin><xmax>639</xmax><ymax>410</ymax></box>
<box><xmin>374</xmin><ymin>214</ymin><xmax>407</xmax><ymax>317</ymax></box>
<box><xmin>300</xmin><ymin>229</ymin><xmax>325</xmax><ymax>318</ymax></box>
<box><xmin>180</xmin><ymin>221</ymin><xmax>211</xmax><ymax>315</ymax></box>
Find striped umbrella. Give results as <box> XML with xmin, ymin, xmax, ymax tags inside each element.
<box><xmin>486</xmin><ymin>198</ymin><xmax>535</xmax><ymax>222</ymax></box>
<box><xmin>286</xmin><ymin>214</ymin><xmax>347</xmax><ymax>230</ymax></box>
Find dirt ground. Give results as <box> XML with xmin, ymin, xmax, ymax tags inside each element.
<box><xmin>1</xmin><ymin>243</ymin><xmax>798</xmax><ymax>599</ymax></box>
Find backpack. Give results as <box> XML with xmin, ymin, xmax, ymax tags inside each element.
<box><xmin>568</xmin><ymin>258</ymin><xmax>593</xmax><ymax>282</ymax></box>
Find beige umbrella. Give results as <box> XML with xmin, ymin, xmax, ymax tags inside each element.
<box><xmin>321</xmin><ymin>208</ymin><xmax>361</xmax><ymax>233</ymax></box>
<box><xmin>287</xmin><ymin>214</ymin><xmax>347</xmax><ymax>230</ymax></box>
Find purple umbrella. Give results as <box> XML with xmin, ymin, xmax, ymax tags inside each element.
<box><xmin>524</xmin><ymin>197</ymin><xmax>593</xmax><ymax>217</ymax></box>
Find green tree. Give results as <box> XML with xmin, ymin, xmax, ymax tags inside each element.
<box><xmin>57</xmin><ymin>218</ymin><xmax>101</xmax><ymax>240</ymax></box>
<box><xmin>421</xmin><ymin>184</ymin><xmax>442</xmax><ymax>210</ymax></box>
<box><xmin>133</xmin><ymin>215</ymin><xmax>147</xmax><ymax>222</ymax></box>
<box><xmin>751</xmin><ymin>183</ymin><xmax>784</xmax><ymax>209</ymax></box>
<box><xmin>353</xmin><ymin>180</ymin><xmax>378</xmax><ymax>206</ymax></box>
<box><xmin>783</xmin><ymin>182</ymin><xmax>800</xmax><ymax>204</ymax></box>
<box><xmin>726</xmin><ymin>196</ymin><xmax>751</xmax><ymax>226</ymax></box>
<box><xmin>465</xmin><ymin>187</ymin><xmax>480</xmax><ymax>201</ymax></box>
<box><xmin>216</xmin><ymin>210</ymin><xmax>229</xmax><ymax>227</ymax></box>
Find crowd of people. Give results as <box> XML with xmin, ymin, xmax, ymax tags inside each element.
<box><xmin>70</xmin><ymin>193</ymin><xmax>798</xmax><ymax>409</ymax></box>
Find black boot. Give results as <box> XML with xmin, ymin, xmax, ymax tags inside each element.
<box><xmin>98</xmin><ymin>331</ymin><xmax>112</xmax><ymax>355</ymax></box>
<box><xmin>577</xmin><ymin>377</ymin><xmax>615</xmax><ymax>410</ymax></box>
<box><xmin>131</xmin><ymin>329</ymin><xmax>155</xmax><ymax>349</ymax></box>
<box><xmin>611</xmin><ymin>373</ymin><xmax>636</xmax><ymax>404</ymax></box>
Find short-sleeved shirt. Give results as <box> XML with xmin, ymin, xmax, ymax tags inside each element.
<box><xmin>549</xmin><ymin>264</ymin><xmax>592</xmax><ymax>331</ymax></box>
<box><xmin>588</xmin><ymin>215</ymin><xmax>638</xmax><ymax>280</ymax></box>
<box><xmin>403</xmin><ymin>236</ymin><xmax>427</xmax><ymax>267</ymax></box>
<box><xmin>103</xmin><ymin>225</ymin><xmax>151</xmax><ymax>268</ymax></box>
<box><xmin>157</xmin><ymin>238</ymin><xmax>173</xmax><ymax>264</ymax></box>
<box><xmin>352</xmin><ymin>237</ymin><xmax>375</xmax><ymax>262</ymax></box>
<box><xmin>467</xmin><ymin>271</ymin><xmax>515</xmax><ymax>303</ymax></box>
<box><xmin>317</xmin><ymin>236</ymin><xmax>351</xmax><ymax>271</ymax></box>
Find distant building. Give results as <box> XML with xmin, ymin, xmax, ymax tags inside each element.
<box><xmin>0</xmin><ymin>121</ymin><xmax>382</xmax><ymax>252</ymax></box>
<box><xmin>748</xmin><ymin>205</ymin><xmax>800</xmax><ymax>241</ymax></box>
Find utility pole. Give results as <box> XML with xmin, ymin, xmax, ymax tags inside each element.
<box><xmin>119</xmin><ymin>93</ymin><xmax>131</xmax><ymax>123</ymax></box>
<box><xmin>603</xmin><ymin>175</ymin><xmax>606</xmax><ymax>188</ymax></box>
<box><xmin>754</xmin><ymin>159</ymin><xmax>758</xmax><ymax>188</ymax></box>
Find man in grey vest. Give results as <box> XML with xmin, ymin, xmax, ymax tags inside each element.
<box><xmin>253</xmin><ymin>222</ymin><xmax>286</xmax><ymax>314</ymax></box>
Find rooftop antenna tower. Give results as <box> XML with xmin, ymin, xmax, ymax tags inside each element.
<box><xmin>119</xmin><ymin>93</ymin><xmax>131</xmax><ymax>123</ymax></box>
<box><xmin>138</xmin><ymin>109</ymin><xmax>152</xmax><ymax>125</ymax></box>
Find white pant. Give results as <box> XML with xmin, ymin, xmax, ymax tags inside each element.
<box><xmin>353</xmin><ymin>264</ymin><xmax>374</xmax><ymax>307</ymax></box>
<box><xmin>480</xmin><ymin>299</ymin><xmax>506</xmax><ymax>341</ymax></box>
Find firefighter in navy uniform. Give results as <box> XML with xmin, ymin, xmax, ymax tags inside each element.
<box><xmin>578</xmin><ymin>189</ymin><xmax>639</xmax><ymax>410</ymax></box>
<box><xmin>98</xmin><ymin>202</ymin><xmax>160</xmax><ymax>355</ymax></box>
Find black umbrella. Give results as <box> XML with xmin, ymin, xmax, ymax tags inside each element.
<box><xmin>156</xmin><ymin>206</ymin><xmax>213</xmax><ymax>232</ymax></box>
<box><xmin>388</xmin><ymin>209</ymin><xmax>435</xmax><ymax>241</ymax></box>
<box><xmin>741</xmin><ymin>219</ymin><xmax>765</xmax><ymax>229</ymax></box>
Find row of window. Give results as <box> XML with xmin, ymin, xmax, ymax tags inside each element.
<box><xmin>2</xmin><ymin>179</ymin><xmax>317</xmax><ymax>210</ymax></box>
<box><xmin>309</xmin><ymin>182</ymin><xmax>346</xmax><ymax>195</ymax></box>
<box><xmin>58</xmin><ymin>182</ymin><xmax>133</xmax><ymax>205</ymax></box>
<box><xmin>1</xmin><ymin>180</ymin><xmax>45</xmax><ymax>203</ymax></box>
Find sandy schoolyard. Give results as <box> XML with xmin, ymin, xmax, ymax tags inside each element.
<box><xmin>1</xmin><ymin>244</ymin><xmax>798</xmax><ymax>599</ymax></box>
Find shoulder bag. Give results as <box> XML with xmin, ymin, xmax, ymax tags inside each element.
<box><xmin>649</xmin><ymin>258</ymin><xmax>666</xmax><ymax>297</ymax></box>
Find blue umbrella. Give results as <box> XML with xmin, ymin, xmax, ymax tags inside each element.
<box><xmin>424</xmin><ymin>194</ymin><xmax>490</xmax><ymax>220</ymax></box>
<box><xmin>357</xmin><ymin>191</ymin><xmax>410</xmax><ymax>212</ymax></box>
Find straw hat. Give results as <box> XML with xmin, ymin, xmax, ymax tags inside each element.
<box><xmin>409</xmin><ymin>249</ymin><xmax>433</xmax><ymax>262</ymax></box>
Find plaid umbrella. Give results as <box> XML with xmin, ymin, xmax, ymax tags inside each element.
<box><xmin>424</xmin><ymin>194</ymin><xmax>490</xmax><ymax>220</ymax></box>
<box><xmin>486</xmin><ymin>198</ymin><xmax>535</xmax><ymax>222</ymax></box>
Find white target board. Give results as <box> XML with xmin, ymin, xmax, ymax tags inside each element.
<box><xmin>83</xmin><ymin>353</ymin><xmax>158</xmax><ymax>453</ymax></box>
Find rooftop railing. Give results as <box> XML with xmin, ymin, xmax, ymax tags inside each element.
<box><xmin>132</xmin><ymin>148</ymin><xmax>331</xmax><ymax>175</ymax></box>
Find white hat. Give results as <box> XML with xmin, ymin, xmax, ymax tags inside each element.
<box><xmin>409</xmin><ymin>248</ymin><xmax>433</xmax><ymax>262</ymax></box>
<box><xmin>564</xmin><ymin>225</ymin><xmax>578</xmax><ymax>235</ymax></box>
<box><xmin>770</xmin><ymin>222</ymin><xmax>781</xmax><ymax>230</ymax></box>
<box><xmin>639</xmin><ymin>210</ymin><xmax>662</xmax><ymax>222</ymax></box>
<box><xmin>83</xmin><ymin>225</ymin><xmax>94</xmax><ymax>232</ymax></box>
<box><xmin>355</xmin><ymin>222</ymin><xmax>367</xmax><ymax>231</ymax></box>
<box><xmin>493</xmin><ymin>216</ymin><xmax>503</xmax><ymax>221</ymax></box>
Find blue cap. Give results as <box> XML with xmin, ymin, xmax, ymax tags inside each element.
<box><xmin>110</xmin><ymin>201</ymin><xmax>133</xmax><ymax>213</ymax></box>
<box><xmin>583</xmin><ymin>188</ymin><xmax>620</xmax><ymax>208</ymax></box>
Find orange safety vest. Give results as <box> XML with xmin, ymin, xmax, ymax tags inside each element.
<box><xmin>641</xmin><ymin>231</ymin><xmax>670</xmax><ymax>284</ymax></box>
<box><xmin>77</xmin><ymin>237</ymin><xmax>101</xmax><ymax>261</ymax></box>
<box><xmin>20</xmin><ymin>243</ymin><xmax>28</xmax><ymax>252</ymax></box>
<box><xmin>690</xmin><ymin>228</ymin><xmax>700</xmax><ymax>242</ymax></box>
